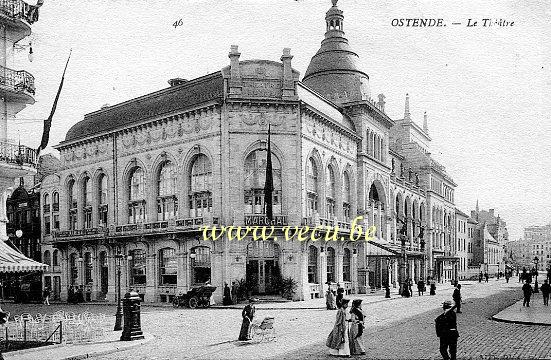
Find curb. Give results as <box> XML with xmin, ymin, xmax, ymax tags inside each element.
<box><xmin>59</xmin><ymin>333</ymin><xmax>155</xmax><ymax>360</ymax></box>
<box><xmin>3</xmin><ymin>333</ymin><xmax>154</xmax><ymax>360</ymax></box>
<box><xmin>491</xmin><ymin>316</ymin><xmax>551</xmax><ymax>326</ymax></box>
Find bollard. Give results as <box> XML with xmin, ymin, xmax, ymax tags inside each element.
<box><xmin>120</xmin><ymin>291</ymin><xmax>144</xmax><ymax>341</ymax></box>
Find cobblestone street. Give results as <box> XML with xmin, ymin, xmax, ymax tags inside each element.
<box><xmin>285</xmin><ymin>287</ymin><xmax>551</xmax><ymax>360</ymax></box>
<box><xmin>58</xmin><ymin>280</ymin><xmax>550</xmax><ymax>360</ymax></box>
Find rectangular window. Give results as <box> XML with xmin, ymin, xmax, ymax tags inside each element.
<box><xmin>130</xmin><ymin>250</ymin><xmax>147</xmax><ymax>285</ymax></box>
<box><xmin>99</xmin><ymin>205</ymin><xmax>108</xmax><ymax>227</ymax></box>
<box><xmin>53</xmin><ymin>215</ymin><xmax>60</xmax><ymax>230</ymax></box>
<box><xmin>44</xmin><ymin>216</ymin><xmax>51</xmax><ymax>235</ymax></box>
<box><xmin>160</xmin><ymin>249</ymin><xmax>177</xmax><ymax>285</ymax></box>
<box><xmin>84</xmin><ymin>208</ymin><xmax>92</xmax><ymax>229</ymax></box>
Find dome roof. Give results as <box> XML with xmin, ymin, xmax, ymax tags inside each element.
<box><xmin>303</xmin><ymin>0</ymin><xmax>370</xmax><ymax>105</ymax></box>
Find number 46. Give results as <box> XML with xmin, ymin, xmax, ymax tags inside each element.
<box><xmin>173</xmin><ymin>19</ymin><xmax>183</xmax><ymax>28</ymax></box>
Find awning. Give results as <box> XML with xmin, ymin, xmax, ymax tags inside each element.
<box><xmin>0</xmin><ymin>240</ymin><xmax>48</xmax><ymax>273</ymax></box>
<box><xmin>366</xmin><ymin>239</ymin><xmax>424</xmax><ymax>258</ymax></box>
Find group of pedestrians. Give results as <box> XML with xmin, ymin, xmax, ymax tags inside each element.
<box><xmin>522</xmin><ymin>278</ymin><xmax>551</xmax><ymax>307</ymax></box>
<box><xmin>326</xmin><ymin>298</ymin><xmax>366</xmax><ymax>357</ymax></box>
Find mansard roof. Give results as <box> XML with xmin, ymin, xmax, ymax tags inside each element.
<box><xmin>61</xmin><ymin>72</ymin><xmax>224</xmax><ymax>144</ymax></box>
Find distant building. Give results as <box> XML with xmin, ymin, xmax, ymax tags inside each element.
<box><xmin>470</xmin><ymin>203</ymin><xmax>508</xmax><ymax>274</ymax></box>
<box><xmin>524</xmin><ymin>224</ymin><xmax>551</xmax><ymax>271</ymax></box>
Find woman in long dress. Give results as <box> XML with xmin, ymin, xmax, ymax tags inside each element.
<box><xmin>326</xmin><ymin>288</ymin><xmax>337</xmax><ymax>310</ymax></box>
<box><xmin>349</xmin><ymin>299</ymin><xmax>366</xmax><ymax>355</ymax></box>
<box><xmin>326</xmin><ymin>298</ymin><xmax>351</xmax><ymax>357</ymax></box>
<box><xmin>238</xmin><ymin>299</ymin><xmax>256</xmax><ymax>340</ymax></box>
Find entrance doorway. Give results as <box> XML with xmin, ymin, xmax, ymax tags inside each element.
<box><xmin>246</xmin><ymin>241</ymin><xmax>280</xmax><ymax>295</ymax></box>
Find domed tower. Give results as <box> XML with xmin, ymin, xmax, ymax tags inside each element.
<box><xmin>302</xmin><ymin>0</ymin><xmax>370</xmax><ymax>105</ymax></box>
<box><xmin>0</xmin><ymin>1</ymin><xmax>42</xmax><ymax>242</ymax></box>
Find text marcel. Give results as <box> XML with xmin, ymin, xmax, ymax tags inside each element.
<box><xmin>391</xmin><ymin>18</ymin><xmax>445</xmax><ymax>27</ymax></box>
<box><xmin>201</xmin><ymin>216</ymin><xmax>377</xmax><ymax>243</ymax></box>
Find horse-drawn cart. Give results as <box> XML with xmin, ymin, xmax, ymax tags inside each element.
<box><xmin>172</xmin><ymin>285</ymin><xmax>217</xmax><ymax>308</ymax></box>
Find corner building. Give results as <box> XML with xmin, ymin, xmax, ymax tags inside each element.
<box><xmin>44</xmin><ymin>1</ymin><xmax>456</xmax><ymax>303</ymax></box>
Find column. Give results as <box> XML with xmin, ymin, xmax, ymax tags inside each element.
<box><xmin>60</xmin><ymin>247</ymin><xmax>69</xmax><ymax>302</ymax></box>
<box><xmin>145</xmin><ymin>253</ymin><xmax>157</xmax><ymax>303</ymax></box>
<box><xmin>320</xmin><ymin>248</ymin><xmax>327</xmax><ymax>298</ymax></box>
<box><xmin>351</xmin><ymin>250</ymin><xmax>358</xmax><ymax>294</ymax></box>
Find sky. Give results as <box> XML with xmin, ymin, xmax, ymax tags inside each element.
<box><xmin>8</xmin><ymin>0</ymin><xmax>551</xmax><ymax>240</ymax></box>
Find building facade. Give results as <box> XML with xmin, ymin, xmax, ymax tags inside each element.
<box><xmin>470</xmin><ymin>205</ymin><xmax>508</xmax><ymax>275</ymax></box>
<box><xmin>45</xmin><ymin>1</ymin><xmax>458</xmax><ymax>303</ymax></box>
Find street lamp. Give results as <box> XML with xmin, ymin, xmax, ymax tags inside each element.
<box><xmin>533</xmin><ymin>256</ymin><xmax>540</xmax><ymax>293</ymax></box>
<box><xmin>113</xmin><ymin>250</ymin><xmax>124</xmax><ymax>331</ymax></box>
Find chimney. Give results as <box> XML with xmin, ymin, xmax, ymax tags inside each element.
<box><xmin>377</xmin><ymin>93</ymin><xmax>386</xmax><ymax>112</ymax></box>
<box><xmin>423</xmin><ymin>111</ymin><xmax>429</xmax><ymax>133</ymax></box>
<box><xmin>404</xmin><ymin>93</ymin><xmax>411</xmax><ymax>121</ymax></box>
<box><xmin>228</xmin><ymin>45</ymin><xmax>242</xmax><ymax>96</ymax></box>
<box><xmin>281</xmin><ymin>48</ymin><xmax>295</xmax><ymax>99</ymax></box>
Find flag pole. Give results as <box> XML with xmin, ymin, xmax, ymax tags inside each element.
<box><xmin>36</xmin><ymin>49</ymin><xmax>72</xmax><ymax>157</ymax></box>
<box><xmin>264</xmin><ymin>123</ymin><xmax>274</xmax><ymax>222</ymax></box>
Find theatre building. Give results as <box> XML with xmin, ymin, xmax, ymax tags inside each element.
<box><xmin>45</xmin><ymin>1</ymin><xmax>456</xmax><ymax>303</ymax></box>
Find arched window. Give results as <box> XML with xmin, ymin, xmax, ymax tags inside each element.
<box><xmin>128</xmin><ymin>167</ymin><xmax>146</xmax><ymax>224</ymax></box>
<box><xmin>159</xmin><ymin>248</ymin><xmax>177</xmax><ymax>285</ymax></box>
<box><xmin>157</xmin><ymin>162</ymin><xmax>178</xmax><ymax>220</ymax></box>
<box><xmin>98</xmin><ymin>174</ymin><xmax>108</xmax><ymax>227</ymax></box>
<box><xmin>325</xmin><ymin>165</ymin><xmax>336</xmax><ymax>219</ymax></box>
<box><xmin>83</xmin><ymin>177</ymin><xmax>92</xmax><ymax>228</ymax></box>
<box><xmin>43</xmin><ymin>193</ymin><xmax>50</xmax><ymax>212</ymax></box>
<box><xmin>52</xmin><ymin>249</ymin><xmax>59</xmax><ymax>266</ymax></box>
<box><xmin>308</xmin><ymin>245</ymin><xmax>318</xmax><ymax>283</ymax></box>
<box><xmin>343</xmin><ymin>248</ymin><xmax>351</xmax><ymax>282</ymax></box>
<box><xmin>43</xmin><ymin>193</ymin><xmax>51</xmax><ymax>235</ymax></box>
<box><xmin>326</xmin><ymin>247</ymin><xmax>336</xmax><ymax>283</ymax></box>
<box><xmin>129</xmin><ymin>249</ymin><xmax>146</xmax><ymax>285</ymax></box>
<box><xmin>69</xmin><ymin>253</ymin><xmax>77</xmax><ymax>285</ymax></box>
<box><xmin>52</xmin><ymin>192</ymin><xmax>59</xmax><ymax>210</ymax></box>
<box><xmin>189</xmin><ymin>154</ymin><xmax>212</xmax><ymax>217</ymax></box>
<box><xmin>343</xmin><ymin>172</ymin><xmax>351</xmax><ymax>221</ymax></box>
<box><xmin>43</xmin><ymin>250</ymin><xmax>51</xmax><ymax>266</ymax></box>
<box><xmin>68</xmin><ymin>179</ymin><xmax>77</xmax><ymax>230</ymax></box>
<box><xmin>84</xmin><ymin>252</ymin><xmax>93</xmax><ymax>284</ymax></box>
<box><xmin>191</xmin><ymin>246</ymin><xmax>211</xmax><ymax>285</ymax></box>
<box><xmin>244</xmin><ymin>149</ymin><xmax>282</xmax><ymax>215</ymax></box>
<box><xmin>306</xmin><ymin>157</ymin><xmax>319</xmax><ymax>217</ymax></box>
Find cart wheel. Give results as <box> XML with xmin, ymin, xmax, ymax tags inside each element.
<box><xmin>188</xmin><ymin>297</ymin><xmax>198</xmax><ymax>308</ymax></box>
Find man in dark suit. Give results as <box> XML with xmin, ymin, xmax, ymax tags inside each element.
<box><xmin>435</xmin><ymin>300</ymin><xmax>459</xmax><ymax>360</ymax></box>
<box><xmin>452</xmin><ymin>284</ymin><xmax>462</xmax><ymax>313</ymax></box>
<box><xmin>522</xmin><ymin>281</ymin><xmax>533</xmax><ymax>307</ymax></box>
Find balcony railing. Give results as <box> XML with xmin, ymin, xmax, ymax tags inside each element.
<box><xmin>0</xmin><ymin>141</ymin><xmax>37</xmax><ymax>167</ymax></box>
<box><xmin>0</xmin><ymin>0</ymin><xmax>40</xmax><ymax>25</ymax></box>
<box><xmin>0</xmin><ymin>66</ymin><xmax>35</xmax><ymax>96</ymax></box>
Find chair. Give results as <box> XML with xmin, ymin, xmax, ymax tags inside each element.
<box><xmin>251</xmin><ymin>317</ymin><xmax>275</xmax><ymax>342</ymax></box>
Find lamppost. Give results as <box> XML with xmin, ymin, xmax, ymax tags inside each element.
<box><xmin>533</xmin><ymin>256</ymin><xmax>539</xmax><ymax>293</ymax></box>
<box><xmin>113</xmin><ymin>250</ymin><xmax>124</xmax><ymax>331</ymax></box>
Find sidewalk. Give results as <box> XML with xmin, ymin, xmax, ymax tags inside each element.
<box><xmin>2</xmin><ymin>331</ymin><xmax>154</xmax><ymax>360</ymax></box>
<box><xmin>492</xmin><ymin>296</ymin><xmax>551</xmax><ymax>326</ymax></box>
<box><xmin>211</xmin><ymin>282</ymin><xmax>459</xmax><ymax>310</ymax></box>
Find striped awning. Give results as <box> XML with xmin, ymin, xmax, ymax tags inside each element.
<box><xmin>0</xmin><ymin>240</ymin><xmax>48</xmax><ymax>273</ymax></box>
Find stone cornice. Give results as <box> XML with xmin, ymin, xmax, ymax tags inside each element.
<box><xmin>342</xmin><ymin>100</ymin><xmax>395</xmax><ymax>129</ymax></box>
<box><xmin>56</xmin><ymin>102</ymin><xmax>222</xmax><ymax>151</ymax></box>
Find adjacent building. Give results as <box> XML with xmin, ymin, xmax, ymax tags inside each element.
<box><xmin>470</xmin><ymin>204</ymin><xmax>508</xmax><ymax>275</ymax></box>
<box><xmin>44</xmin><ymin>0</ymin><xmax>459</xmax><ymax>303</ymax></box>
<box><xmin>0</xmin><ymin>0</ymin><xmax>47</xmax><ymax>298</ymax></box>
